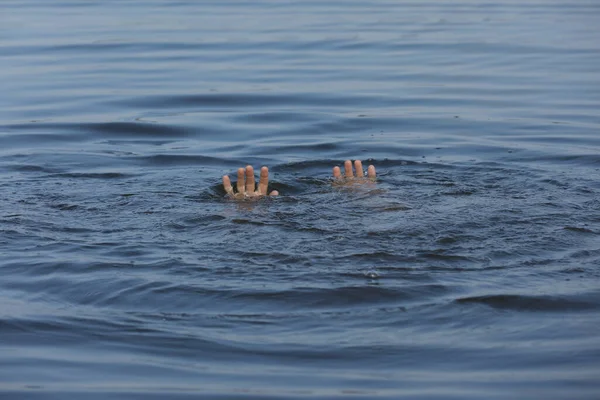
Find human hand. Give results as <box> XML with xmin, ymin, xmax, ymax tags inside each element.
<box><xmin>222</xmin><ymin>165</ymin><xmax>279</xmax><ymax>199</ymax></box>
<box><xmin>333</xmin><ymin>160</ymin><xmax>376</xmax><ymax>185</ymax></box>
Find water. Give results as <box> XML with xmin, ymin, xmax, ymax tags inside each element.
<box><xmin>2</xmin><ymin>1</ymin><xmax>600</xmax><ymax>398</ymax></box>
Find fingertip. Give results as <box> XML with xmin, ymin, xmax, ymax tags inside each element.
<box><xmin>344</xmin><ymin>160</ymin><xmax>354</xmax><ymax>178</ymax></box>
<box><xmin>354</xmin><ymin>160</ymin><xmax>364</xmax><ymax>176</ymax></box>
<box><xmin>270</xmin><ymin>190</ymin><xmax>279</xmax><ymax>196</ymax></box>
<box><xmin>222</xmin><ymin>175</ymin><xmax>234</xmax><ymax>196</ymax></box>
<box><xmin>368</xmin><ymin>165</ymin><xmax>376</xmax><ymax>178</ymax></box>
<box><xmin>333</xmin><ymin>166</ymin><xmax>341</xmax><ymax>178</ymax></box>
<box><xmin>236</xmin><ymin>168</ymin><xmax>246</xmax><ymax>192</ymax></box>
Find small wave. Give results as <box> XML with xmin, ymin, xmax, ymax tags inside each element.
<box><xmin>456</xmin><ymin>294</ymin><xmax>598</xmax><ymax>312</ymax></box>
<box><xmin>510</xmin><ymin>153</ymin><xmax>600</xmax><ymax>166</ymax></box>
<box><xmin>228</xmin><ymin>285</ymin><xmax>449</xmax><ymax>309</ymax></box>
<box><xmin>4</xmin><ymin>164</ymin><xmax>63</xmax><ymax>174</ymax></box>
<box><xmin>564</xmin><ymin>226</ymin><xmax>596</xmax><ymax>234</ymax></box>
<box><xmin>232</xmin><ymin>111</ymin><xmax>325</xmax><ymax>124</ymax></box>
<box><xmin>48</xmin><ymin>203</ymin><xmax>79</xmax><ymax>211</ymax></box>
<box><xmin>111</xmin><ymin>92</ymin><xmax>380</xmax><ymax>110</ymax></box>
<box><xmin>5</xmin><ymin>121</ymin><xmax>195</xmax><ymax>139</ymax></box>
<box><xmin>48</xmin><ymin>172</ymin><xmax>131</xmax><ymax>179</ymax></box>
<box><xmin>137</xmin><ymin>154</ymin><xmax>248</xmax><ymax>167</ymax></box>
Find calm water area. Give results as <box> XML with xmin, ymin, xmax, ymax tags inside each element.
<box><xmin>1</xmin><ymin>1</ymin><xmax>600</xmax><ymax>399</ymax></box>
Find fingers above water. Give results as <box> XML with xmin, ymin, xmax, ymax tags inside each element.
<box><xmin>224</xmin><ymin>165</ymin><xmax>278</xmax><ymax>198</ymax></box>
<box><xmin>367</xmin><ymin>164</ymin><xmax>376</xmax><ymax>179</ymax></box>
<box><xmin>333</xmin><ymin>166</ymin><xmax>342</xmax><ymax>180</ymax></box>
<box><xmin>258</xmin><ymin>166</ymin><xmax>269</xmax><ymax>195</ymax></box>
<box><xmin>245</xmin><ymin>165</ymin><xmax>256</xmax><ymax>194</ymax></box>
<box><xmin>236</xmin><ymin>168</ymin><xmax>245</xmax><ymax>194</ymax></box>
<box><xmin>344</xmin><ymin>160</ymin><xmax>354</xmax><ymax>178</ymax></box>
<box><xmin>332</xmin><ymin>160</ymin><xmax>376</xmax><ymax>181</ymax></box>
<box><xmin>354</xmin><ymin>160</ymin><xmax>364</xmax><ymax>177</ymax></box>
<box><xmin>222</xmin><ymin>175</ymin><xmax>234</xmax><ymax>196</ymax></box>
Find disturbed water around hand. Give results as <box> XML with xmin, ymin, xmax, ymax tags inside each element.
<box><xmin>2</xmin><ymin>1</ymin><xmax>600</xmax><ymax>399</ymax></box>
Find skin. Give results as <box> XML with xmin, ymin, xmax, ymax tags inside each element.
<box><xmin>333</xmin><ymin>159</ymin><xmax>376</xmax><ymax>184</ymax></box>
<box><xmin>222</xmin><ymin>165</ymin><xmax>279</xmax><ymax>199</ymax></box>
<box><xmin>223</xmin><ymin>160</ymin><xmax>376</xmax><ymax>199</ymax></box>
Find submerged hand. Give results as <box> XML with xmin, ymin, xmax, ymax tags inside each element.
<box><xmin>223</xmin><ymin>165</ymin><xmax>279</xmax><ymax>199</ymax></box>
<box><xmin>333</xmin><ymin>160</ymin><xmax>376</xmax><ymax>185</ymax></box>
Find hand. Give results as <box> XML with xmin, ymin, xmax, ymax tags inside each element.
<box><xmin>222</xmin><ymin>165</ymin><xmax>279</xmax><ymax>199</ymax></box>
<box><xmin>333</xmin><ymin>160</ymin><xmax>376</xmax><ymax>185</ymax></box>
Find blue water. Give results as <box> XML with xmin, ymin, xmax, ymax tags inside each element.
<box><xmin>2</xmin><ymin>1</ymin><xmax>600</xmax><ymax>399</ymax></box>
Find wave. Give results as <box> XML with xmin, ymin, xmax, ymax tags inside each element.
<box><xmin>456</xmin><ymin>293</ymin><xmax>599</xmax><ymax>312</ymax></box>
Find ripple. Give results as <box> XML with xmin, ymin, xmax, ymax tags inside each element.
<box><xmin>456</xmin><ymin>294</ymin><xmax>599</xmax><ymax>312</ymax></box>
<box><xmin>4</xmin><ymin>121</ymin><xmax>195</xmax><ymax>139</ymax></box>
<box><xmin>48</xmin><ymin>172</ymin><xmax>132</xmax><ymax>179</ymax></box>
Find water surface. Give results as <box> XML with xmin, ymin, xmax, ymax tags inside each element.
<box><xmin>1</xmin><ymin>1</ymin><xmax>600</xmax><ymax>399</ymax></box>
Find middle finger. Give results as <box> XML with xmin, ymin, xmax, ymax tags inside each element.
<box><xmin>354</xmin><ymin>160</ymin><xmax>364</xmax><ymax>177</ymax></box>
<box><xmin>245</xmin><ymin>165</ymin><xmax>256</xmax><ymax>194</ymax></box>
<box><xmin>236</xmin><ymin>168</ymin><xmax>246</xmax><ymax>194</ymax></box>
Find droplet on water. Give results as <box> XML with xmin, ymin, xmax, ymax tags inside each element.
<box><xmin>365</xmin><ymin>270</ymin><xmax>379</xmax><ymax>279</ymax></box>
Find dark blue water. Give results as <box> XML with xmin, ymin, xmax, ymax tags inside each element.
<box><xmin>2</xmin><ymin>1</ymin><xmax>600</xmax><ymax>398</ymax></box>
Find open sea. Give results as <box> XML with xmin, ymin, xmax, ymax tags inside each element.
<box><xmin>1</xmin><ymin>1</ymin><xmax>600</xmax><ymax>399</ymax></box>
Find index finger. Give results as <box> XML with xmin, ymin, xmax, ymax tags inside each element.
<box><xmin>245</xmin><ymin>165</ymin><xmax>256</xmax><ymax>194</ymax></box>
<box><xmin>344</xmin><ymin>160</ymin><xmax>354</xmax><ymax>178</ymax></box>
<box><xmin>222</xmin><ymin>175</ymin><xmax>234</xmax><ymax>196</ymax></box>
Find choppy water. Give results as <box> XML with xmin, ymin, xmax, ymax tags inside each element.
<box><xmin>2</xmin><ymin>1</ymin><xmax>600</xmax><ymax>399</ymax></box>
